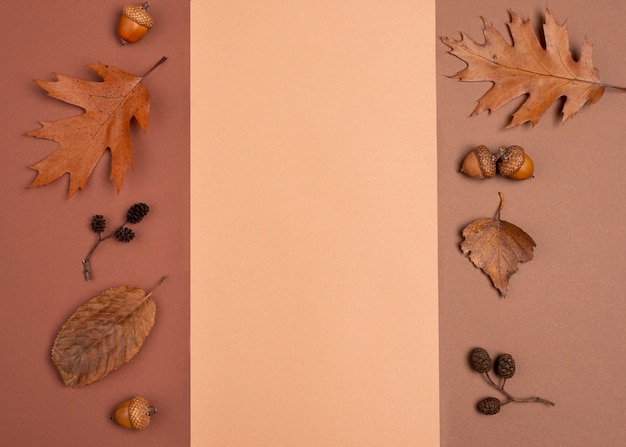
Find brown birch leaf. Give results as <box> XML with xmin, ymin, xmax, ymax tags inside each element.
<box><xmin>441</xmin><ymin>8</ymin><xmax>625</xmax><ymax>128</ymax></box>
<box><xmin>26</xmin><ymin>58</ymin><xmax>166</xmax><ymax>197</ymax></box>
<box><xmin>460</xmin><ymin>194</ymin><xmax>535</xmax><ymax>297</ymax></box>
<box><xmin>51</xmin><ymin>277</ymin><xmax>166</xmax><ymax>387</ymax></box>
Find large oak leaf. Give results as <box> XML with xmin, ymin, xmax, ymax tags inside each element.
<box><xmin>460</xmin><ymin>194</ymin><xmax>535</xmax><ymax>297</ymax></box>
<box><xmin>441</xmin><ymin>8</ymin><xmax>623</xmax><ymax>128</ymax></box>
<box><xmin>51</xmin><ymin>277</ymin><xmax>165</xmax><ymax>387</ymax></box>
<box><xmin>26</xmin><ymin>62</ymin><xmax>156</xmax><ymax>197</ymax></box>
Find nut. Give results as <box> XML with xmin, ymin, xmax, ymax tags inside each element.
<box><xmin>112</xmin><ymin>396</ymin><xmax>157</xmax><ymax>430</ymax></box>
<box><xmin>497</xmin><ymin>145</ymin><xmax>534</xmax><ymax>180</ymax></box>
<box><xmin>117</xmin><ymin>2</ymin><xmax>154</xmax><ymax>45</ymax></box>
<box><xmin>460</xmin><ymin>145</ymin><xmax>497</xmax><ymax>179</ymax></box>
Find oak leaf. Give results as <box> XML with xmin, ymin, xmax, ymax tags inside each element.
<box><xmin>441</xmin><ymin>8</ymin><xmax>625</xmax><ymax>128</ymax></box>
<box><xmin>27</xmin><ymin>58</ymin><xmax>166</xmax><ymax>197</ymax></box>
<box><xmin>51</xmin><ymin>276</ymin><xmax>166</xmax><ymax>387</ymax></box>
<box><xmin>460</xmin><ymin>193</ymin><xmax>535</xmax><ymax>297</ymax></box>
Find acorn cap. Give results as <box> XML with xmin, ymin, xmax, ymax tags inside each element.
<box><xmin>121</xmin><ymin>2</ymin><xmax>154</xmax><ymax>29</ymax></box>
<box><xmin>128</xmin><ymin>396</ymin><xmax>157</xmax><ymax>430</ymax></box>
<box><xmin>497</xmin><ymin>145</ymin><xmax>526</xmax><ymax>177</ymax></box>
<box><xmin>461</xmin><ymin>145</ymin><xmax>496</xmax><ymax>179</ymax></box>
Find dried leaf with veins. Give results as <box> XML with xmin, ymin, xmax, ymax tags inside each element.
<box><xmin>441</xmin><ymin>8</ymin><xmax>626</xmax><ymax>128</ymax></box>
<box><xmin>460</xmin><ymin>193</ymin><xmax>535</xmax><ymax>297</ymax></box>
<box><xmin>27</xmin><ymin>57</ymin><xmax>166</xmax><ymax>197</ymax></box>
<box><xmin>51</xmin><ymin>276</ymin><xmax>166</xmax><ymax>387</ymax></box>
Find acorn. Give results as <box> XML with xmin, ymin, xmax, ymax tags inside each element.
<box><xmin>112</xmin><ymin>396</ymin><xmax>157</xmax><ymax>430</ymax></box>
<box><xmin>497</xmin><ymin>145</ymin><xmax>534</xmax><ymax>180</ymax></box>
<box><xmin>117</xmin><ymin>2</ymin><xmax>154</xmax><ymax>45</ymax></box>
<box><xmin>460</xmin><ymin>145</ymin><xmax>497</xmax><ymax>179</ymax></box>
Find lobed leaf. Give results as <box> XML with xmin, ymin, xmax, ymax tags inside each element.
<box><xmin>26</xmin><ymin>63</ymin><xmax>150</xmax><ymax>197</ymax></box>
<box><xmin>441</xmin><ymin>8</ymin><xmax>608</xmax><ymax>128</ymax></box>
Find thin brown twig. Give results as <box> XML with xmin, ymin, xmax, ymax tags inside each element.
<box><xmin>482</xmin><ymin>372</ymin><xmax>555</xmax><ymax>407</ymax></box>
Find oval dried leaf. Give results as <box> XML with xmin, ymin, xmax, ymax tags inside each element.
<box><xmin>51</xmin><ymin>285</ymin><xmax>156</xmax><ymax>387</ymax></box>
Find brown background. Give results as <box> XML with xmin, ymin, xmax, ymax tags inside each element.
<box><xmin>437</xmin><ymin>0</ymin><xmax>626</xmax><ymax>445</ymax></box>
<box><xmin>0</xmin><ymin>1</ymin><xmax>190</xmax><ymax>446</ymax></box>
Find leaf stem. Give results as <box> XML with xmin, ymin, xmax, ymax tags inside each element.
<box><xmin>145</xmin><ymin>275</ymin><xmax>168</xmax><ymax>299</ymax></box>
<box><xmin>142</xmin><ymin>56</ymin><xmax>168</xmax><ymax>78</ymax></box>
<box><xmin>604</xmin><ymin>84</ymin><xmax>626</xmax><ymax>91</ymax></box>
<box><xmin>494</xmin><ymin>192</ymin><xmax>504</xmax><ymax>222</ymax></box>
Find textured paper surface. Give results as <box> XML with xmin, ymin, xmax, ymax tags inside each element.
<box><xmin>191</xmin><ymin>1</ymin><xmax>439</xmax><ymax>446</ymax></box>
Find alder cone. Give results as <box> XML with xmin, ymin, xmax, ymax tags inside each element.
<box><xmin>51</xmin><ymin>285</ymin><xmax>156</xmax><ymax>387</ymax></box>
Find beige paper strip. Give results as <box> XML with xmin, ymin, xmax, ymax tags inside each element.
<box><xmin>191</xmin><ymin>1</ymin><xmax>438</xmax><ymax>445</ymax></box>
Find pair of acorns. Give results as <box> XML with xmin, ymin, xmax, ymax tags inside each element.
<box><xmin>461</xmin><ymin>145</ymin><xmax>534</xmax><ymax>180</ymax></box>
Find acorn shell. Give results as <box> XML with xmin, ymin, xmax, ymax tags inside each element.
<box><xmin>497</xmin><ymin>145</ymin><xmax>534</xmax><ymax>180</ymax></box>
<box><xmin>113</xmin><ymin>396</ymin><xmax>157</xmax><ymax>430</ymax></box>
<box><xmin>460</xmin><ymin>145</ymin><xmax>496</xmax><ymax>179</ymax></box>
<box><xmin>117</xmin><ymin>2</ymin><xmax>154</xmax><ymax>44</ymax></box>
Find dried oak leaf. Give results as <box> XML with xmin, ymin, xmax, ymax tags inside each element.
<box><xmin>460</xmin><ymin>194</ymin><xmax>535</xmax><ymax>297</ymax></box>
<box><xmin>441</xmin><ymin>8</ymin><xmax>625</xmax><ymax>128</ymax></box>
<box><xmin>51</xmin><ymin>276</ymin><xmax>166</xmax><ymax>387</ymax></box>
<box><xmin>27</xmin><ymin>58</ymin><xmax>166</xmax><ymax>197</ymax></box>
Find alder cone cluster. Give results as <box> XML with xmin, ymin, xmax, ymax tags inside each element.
<box><xmin>51</xmin><ymin>285</ymin><xmax>156</xmax><ymax>387</ymax></box>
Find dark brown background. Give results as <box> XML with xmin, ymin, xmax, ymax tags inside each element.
<box><xmin>437</xmin><ymin>0</ymin><xmax>626</xmax><ymax>445</ymax></box>
<box><xmin>0</xmin><ymin>1</ymin><xmax>190</xmax><ymax>445</ymax></box>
